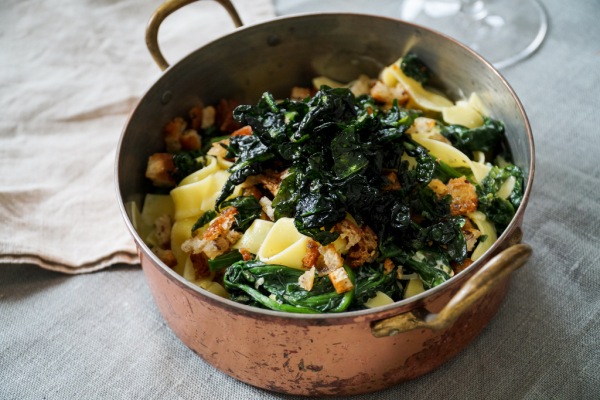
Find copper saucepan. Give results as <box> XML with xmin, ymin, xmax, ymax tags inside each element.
<box><xmin>115</xmin><ymin>0</ymin><xmax>535</xmax><ymax>395</ymax></box>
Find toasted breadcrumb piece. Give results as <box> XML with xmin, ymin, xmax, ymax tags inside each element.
<box><xmin>334</xmin><ymin>219</ymin><xmax>364</xmax><ymax>252</ymax></box>
<box><xmin>259</xmin><ymin>196</ymin><xmax>275</xmax><ymax>221</ymax></box>
<box><xmin>462</xmin><ymin>217</ymin><xmax>482</xmax><ymax>252</ymax></box>
<box><xmin>316</xmin><ymin>244</ymin><xmax>344</xmax><ymax>276</ymax></box>
<box><xmin>145</xmin><ymin>153</ymin><xmax>176</xmax><ymax>187</ymax></box>
<box><xmin>298</xmin><ymin>267</ymin><xmax>316</xmax><ymax>291</ymax></box>
<box><xmin>155</xmin><ymin>214</ymin><xmax>173</xmax><ymax>249</ymax></box>
<box><xmin>370</xmin><ymin>81</ymin><xmax>410</xmax><ymax>110</ymax></box>
<box><xmin>243</xmin><ymin>186</ymin><xmax>263</xmax><ymax>201</ymax></box>
<box><xmin>447</xmin><ymin>177</ymin><xmax>478</xmax><ymax>216</ymax></box>
<box><xmin>290</xmin><ymin>87</ymin><xmax>311</xmax><ymax>101</ymax></box>
<box><xmin>407</xmin><ymin>117</ymin><xmax>436</xmax><ymax>134</ymax></box>
<box><xmin>410</xmin><ymin>211</ymin><xmax>424</xmax><ymax>224</ymax></box>
<box><xmin>180</xmin><ymin>129</ymin><xmax>201</xmax><ymax>150</ymax></box>
<box><xmin>240</xmin><ymin>175</ymin><xmax>263</xmax><ymax>188</ymax></box>
<box><xmin>231</xmin><ymin>125</ymin><xmax>253</xmax><ymax>137</ymax></box>
<box><xmin>259</xmin><ymin>169</ymin><xmax>288</xmax><ymax>196</ymax></box>
<box><xmin>346</xmin><ymin>225</ymin><xmax>379</xmax><ymax>268</ymax></box>
<box><xmin>207</xmin><ymin>139</ymin><xmax>230</xmax><ymax>158</ymax></box>
<box><xmin>428</xmin><ymin>179</ymin><xmax>449</xmax><ymax>198</ymax></box>
<box><xmin>350</xmin><ymin>74</ymin><xmax>371</xmax><ymax>97</ymax></box>
<box><xmin>397</xmin><ymin>266</ymin><xmax>403</xmax><ymax>279</ymax></box>
<box><xmin>181</xmin><ymin>207</ymin><xmax>240</xmax><ymax>259</ymax></box>
<box><xmin>189</xmin><ymin>104</ymin><xmax>203</xmax><ymax>130</ymax></box>
<box><xmin>451</xmin><ymin>258</ymin><xmax>473</xmax><ymax>274</ymax></box>
<box><xmin>329</xmin><ymin>268</ymin><xmax>354</xmax><ymax>294</ymax></box>
<box><xmin>152</xmin><ymin>247</ymin><xmax>177</xmax><ymax>268</ymax></box>
<box><xmin>383</xmin><ymin>258</ymin><xmax>395</xmax><ymax>275</ymax></box>
<box><xmin>202</xmin><ymin>106</ymin><xmax>216</xmax><ymax>129</ymax></box>
<box><xmin>216</xmin><ymin>99</ymin><xmax>243</xmax><ymax>133</ymax></box>
<box><xmin>302</xmin><ymin>238</ymin><xmax>320</xmax><ymax>269</ymax></box>
<box><xmin>382</xmin><ymin>171</ymin><xmax>401</xmax><ymax>192</ymax></box>
<box><xmin>240</xmin><ymin>248</ymin><xmax>253</xmax><ymax>261</ymax></box>
<box><xmin>190</xmin><ymin>252</ymin><xmax>211</xmax><ymax>279</ymax></box>
<box><xmin>163</xmin><ymin>117</ymin><xmax>187</xmax><ymax>153</ymax></box>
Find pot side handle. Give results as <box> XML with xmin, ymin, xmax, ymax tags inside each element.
<box><xmin>372</xmin><ymin>241</ymin><xmax>532</xmax><ymax>338</ymax></box>
<box><xmin>146</xmin><ymin>0</ymin><xmax>243</xmax><ymax>71</ymax></box>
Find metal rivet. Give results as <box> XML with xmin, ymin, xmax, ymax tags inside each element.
<box><xmin>267</xmin><ymin>34</ymin><xmax>280</xmax><ymax>47</ymax></box>
<box><xmin>161</xmin><ymin>91</ymin><xmax>172</xmax><ymax>104</ymax></box>
<box><xmin>388</xmin><ymin>329</ymin><xmax>399</xmax><ymax>337</ymax></box>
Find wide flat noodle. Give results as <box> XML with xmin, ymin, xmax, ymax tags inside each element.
<box><xmin>170</xmin><ymin>217</ymin><xmax>200</xmax><ymax>274</ymax></box>
<box><xmin>414</xmin><ymin>137</ymin><xmax>491</xmax><ymax>184</ymax></box>
<box><xmin>382</xmin><ymin>62</ymin><xmax>454</xmax><ymax>112</ymax></box>
<box><xmin>257</xmin><ymin>217</ymin><xmax>309</xmax><ymax>270</ymax></box>
<box><xmin>232</xmin><ymin>219</ymin><xmax>274</xmax><ymax>254</ymax></box>
<box><xmin>468</xmin><ymin>92</ymin><xmax>490</xmax><ymax>117</ymax></box>
<box><xmin>179</xmin><ymin>155</ymin><xmax>219</xmax><ymax>187</ymax></box>
<box><xmin>141</xmin><ymin>194</ymin><xmax>175</xmax><ymax>226</ymax></box>
<box><xmin>442</xmin><ymin>101</ymin><xmax>484</xmax><ymax>129</ymax></box>
<box><xmin>468</xmin><ymin>211</ymin><xmax>497</xmax><ymax>261</ymax></box>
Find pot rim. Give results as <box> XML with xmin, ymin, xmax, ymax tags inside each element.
<box><xmin>114</xmin><ymin>12</ymin><xmax>535</xmax><ymax>321</ymax></box>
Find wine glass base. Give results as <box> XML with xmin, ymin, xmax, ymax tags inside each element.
<box><xmin>400</xmin><ymin>0</ymin><xmax>548</xmax><ymax>69</ymax></box>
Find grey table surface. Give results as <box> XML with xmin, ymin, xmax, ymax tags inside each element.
<box><xmin>2</xmin><ymin>0</ymin><xmax>600</xmax><ymax>398</ymax></box>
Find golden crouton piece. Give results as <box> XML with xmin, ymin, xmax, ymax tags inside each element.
<box><xmin>189</xmin><ymin>104</ymin><xmax>204</xmax><ymax>130</ymax></box>
<box><xmin>382</xmin><ymin>171</ymin><xmax>401</xmax><ymax>192</ymax></box>
<box><xmin>329</xmin><ymin>268</ymin><xmax>354</xmax><ymax>294</ymax></box>
<box><xmin>383</xmin><ymin>258</ymin><xmax>395</xmax><ymax>275</ymax></box>
<box><xmin>163</xmin><ymin>117</ymin><xmax>187</xmax><ymax>153</ymax></box>
<box><xmin>152</xmin><ymin>247</ymin><xmax>177</xmax><ymax>268</ymax></box>
<box><xmin>180</xmin><ymin>129</ymin><xmax>201</xmax><ymax>151</ymax></box>
<box><xmin>202</xmin><ymin>106</ymin><xmax>216</xmax><ymax>129</ymax></box>
<box><xmin>334</xmin><ymin>219</ymin><xmax>364</xmax><ymax>252</ymax></box>
<box><xmin>298</xmin><ymin>267</ymin><xmax>316</xmax><ymax>291</ymax></box>
<box><xmin>145</xmin><ymin>153</ymin><xmax>176</xmax><ymax>187</ymax></box>
<box><xmin>302</xmin><ymin>238</ymin><xmax>321</xmax><ymax>270</ymax></box>
<box><xmin>206</xmin><ymin>139</ymin><xmax>230</xmax><ymax>158</ymax></box>
<box><xmin>447</xmin><ymin>177</ymin><xmax>478</xmax><ymax>216</ymax></box>
<box><xmin>155</xmin><ymin>214</ymin><xmax>172</xmax><ymax>249</ymax></box>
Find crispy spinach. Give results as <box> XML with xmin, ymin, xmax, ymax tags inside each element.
<box><xmin>477</xmin><ymin>165</ymin><xmax>524</xmax><ymax>231</ymax></box>
<box><xmin>220</xmin><ymin>196</ymin><xmax>263</xmax><ymax>232</ymax></box>
<box><xmin>209</xmin><ymin>250</ymin><xmax>245</xmax><ymax>271</ymax></box>
<box><xmin>191</xmin><ymin>210</ymin><xmax>217</xmax><ymax>232</ymax></box>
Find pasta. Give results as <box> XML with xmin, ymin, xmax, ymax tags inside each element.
<box><xmin>136</xmin><ymin>53</ymin><xmax>524</xmax><ymax>314</ymax></box>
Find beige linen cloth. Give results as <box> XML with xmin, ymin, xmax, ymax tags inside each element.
<box><xmin>0</xmin><ymin>0</ymin><xmax>275</xmax><ymax>274</ymax></box>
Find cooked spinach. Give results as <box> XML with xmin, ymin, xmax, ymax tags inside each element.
<box><xmin>209</xmin><ymin>250</ymin><xmax>245</xmax><ymax>271</ymax></box>
<box><xmin>171</xmin><ymin>150</ymin><xmax>204</xmax><ymax>184</ymax></box>
<box><xmin>191</xmin><ymin>210</ymin><xmax>217</xmax><ymax>232</ymax></box>
<box><xmin>224</xmin><ymin>261</ymin><xmax>355</xmax><ymax>313</ymax></box>
<box><xmin>400</xmin><ymin>54</ymin><xmax>433</xmax><ymax>84</ymax></box>
<box><xmin>440</xmin><ymin>117</ymin><xmax>504</xmax><ymax>157</ymax></box>
<box><xmin>220</xmin><ymin>196</ymin><xmax>263</xmax><ymax>232</ymax></box>
<box><xmin>477</xmin><ymin>165</ymin><xmax>524</xmax><ymax>231</ymax></box>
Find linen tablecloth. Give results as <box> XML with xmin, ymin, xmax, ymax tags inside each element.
<box><xmin>2</xmin><ymin>0</ymin><xmax>600</xmax><ymax>398</ymax></box>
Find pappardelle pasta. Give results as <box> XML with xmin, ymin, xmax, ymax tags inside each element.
<box><xmin>128</xmin><ymin>55</ymin><xmax>524</xmax><ymax>313</ymax></box>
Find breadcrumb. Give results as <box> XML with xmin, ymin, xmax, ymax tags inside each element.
<box><xmin>240</xmin><ymin>248</ymin><xmax>253</xmax><ymax>261</ymax></box>
<box><xmin>231</xmin><ymin>125</ymin><xmax>253</xmax><ymax>137</ymax></box>
<box><xmin>447</xmin><ymin>177</ymin><xmax>478</xmax><ymax>216</ymax></box>
<box><xmin>180</xmin><ymin>129</ymin><xmax>201</xmax><ymax>150</ymax></box>
<box><xmin>216</xmin><ymin>99</ymin><xmax>243</xmax><ymax>133</ymax></box>
<box><xmin>242</xmin><ymin>186</ymin><xmax>263</xmax><ymax>201</ymax></box>
<box><xmin>382</xmin><ymin>171</ymin><xmax>401</xmax><ymax>192</ymax></box>
<box><xmin>329</xmin><ymin>268</ymin><xmax>354</xmax><ymax>294</ymax></box>
<box><xmin>370</xmin><ymin>81</ymin><xmax>410</xmax><ymax>109</ymax></box>
<box><xmin>207</xmin><ymin>139</ymin><xmax>230</xmax><ymax>158</ymax></box>
<box><xmin>451</xmin><ymin>258</ymin><xmax>473</xmax><ymax>274</ymax></box>
<box><xmin>298</xmin><ymin>267</ymin><xmax>316</xmax><ymax>291</ymax></box>
<box><xmin>334</xmin><ymin>219</ymin><xmax>364</xmax><ymax>252</ymax></box>
<box><xmin>302</xmin><ymin>238</ymin><xmax>320</xmax><ymax>269</ymax></box>
<box><xmin>181</xmin><ymin>207</ymin><xmax>240</xmax><ymax>260</ymax></box>
<box><xmin>189</xmin><ymin>104</ymin><xmax>203</xmax><ymax>130</ymax></box>
<box><xmin>428</xmin><ymin>179</ymin><xmax>448</xmax><ymax>198</ymax></box>
<box><xmin>290</xmin><ymin>87</ymin><xmax>311</xmax><ymax>101</ymax></box>
<box><xmin>190</xmin><ymin>252</ymin><xmax>211</xmax><ymax>279</ymax></box>
<box><xmin>163</xmin><ymin>117</ymin><xmax>187</xmax><ymax>153</ymax></box>
<box><xmin>155</xmin><ymin>214</ymin><xmax>172</xmax><ymax>249</ymax></box>
<box><xmin>350</xmin><ymin>74</ymin><xmax>372</xmax><ymax>97</ymax></box>
<box><xmin>318</xmin><ymin>244</ymin><xmax>344</xmax><ymax>275</ymax></box>
<box><xmin>145</xmin><ymin>153</ymin><xmax>176</xmax><ymax>187</ymax></box>
<box><xmin>346</xmin><ymin>225</ymin><xmax>379</xmax><ymax>268</ymax></box>
<box><xmin>383</xmin><ymin>258</ymin><xmax>395</xmax><ymax>275</ymax></box>
<box><xmin>202</xmin><ymin>106</ymin><xmax>216</xmax><ymax>129</ymax></box>
<box><xmin>152</xmin><ymin>247</ymin><xmax>177</xmax><ymax>268</ymax></box>
<box><xmin>462</xmin><ymin>217</ymin><xmax>482</xmax><ymax>251</ymax></box>
<box><xmin>259</xmin><ymin>196</ymin><xmax>275</xmax><ymax>221</ymax></box>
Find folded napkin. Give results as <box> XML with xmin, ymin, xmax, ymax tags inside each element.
<box><xmin>0</xmin><ymin>0</ymin><xmax>276</xmax><ymax>273</ymax></box>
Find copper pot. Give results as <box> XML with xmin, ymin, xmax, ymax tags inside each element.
<box><xmin>115</xmin><ymin>0</ymin><xmax>535</xmax><ymax>395</ymax></box>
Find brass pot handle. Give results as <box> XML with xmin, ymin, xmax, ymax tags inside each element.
<box><xmin>372</xmin><ymin>242</ymin><xmax>532</xmax><ymax>338</ymax></box>
<box><xmin>146</xmin><ymin>0</ymin><xmax>243</xmax><ymax>71</ymax></box>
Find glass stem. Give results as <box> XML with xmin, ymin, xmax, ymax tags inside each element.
<box><xmin>460</xmin><ymin>0</ymin><xmax>487</xmax><ymax>19</ymax></box>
